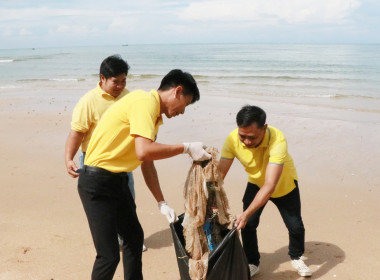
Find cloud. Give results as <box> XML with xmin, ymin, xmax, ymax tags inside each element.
<box><xmin>0</xmin><ymin>1</ymin><xmax>180</xmax><ymax>22</ymax></box>
<box><xmin>179</xmin><ymin>0</ymin><xmax>361</xmax><ymax>24</ymax></box>
<box><xmin>19</xmin><ymin>28</ymin><xmax>31</xmax><ymax>35</ymax></box>
<box><xmin>108</xmin><ymin>18</ymin><xmax>139</xmax><ymax>33</ymax></box>
<box><xmin>2</xmin><ymin>28</ymin><xmax>12</xmax><ymax>36</ymax></box>
<box><xmin>0</xmin><ymin>7</ymin><xmax>130</xmax><ymax>22</ymax></box>
<box><xmin>53</xmin><ymin>24</ymin><xmax>99</xmax><ymax>35</ymax></box>
<box><xmin>0</xmin><ymin>0</ymin><xmax>378</xmax><ymax>48</ymax></box>
<box><xmin>0</xmin><ymin>7</ymin><xmax>81</xmax><ymax>21</ymax></box>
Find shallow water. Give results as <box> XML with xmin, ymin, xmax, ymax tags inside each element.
<box><xmin>1</xmin><ymin>43</ymin><xmax>379</xmax><ymax>112</ymax></box>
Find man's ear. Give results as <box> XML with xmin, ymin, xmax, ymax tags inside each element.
<box><xmin>175</xmin><ymin>86</ymin><xmax>183</xmax><ymax>98</ymax></box>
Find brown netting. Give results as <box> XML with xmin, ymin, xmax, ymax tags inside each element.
<box><xmin>182</xmin><ymin>147</ymin><xmax>234</xmax><ymax>280</ymax></box>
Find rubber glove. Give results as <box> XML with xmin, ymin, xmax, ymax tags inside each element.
<box><xmin>183</xmin><ymin>142</ymin><xmax>212</xmax><ymax>161</ymax></box>
<box><xmin>158</xmin><ymin>201</ymin><xmax>178</xmax><ymax>223</ymax></box>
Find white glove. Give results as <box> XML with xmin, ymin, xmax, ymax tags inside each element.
<box><xmin>158</xmin><ymin>201</ymin><xmax>178</xmax><ymax>223</ymax></box>
<box><xmin>183</xmin><ymin>142</ymin><xmax>212</xmax><ymax>161</ymax></box>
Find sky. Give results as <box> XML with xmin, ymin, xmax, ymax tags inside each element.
<box><xmin>0</xmin><ymin>0</ymin><xmax>379</xmax><ymax>49</ymax></box>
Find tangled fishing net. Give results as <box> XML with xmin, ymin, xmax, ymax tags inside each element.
<box><xmin>182</xmin><ymin>147</ymin><xmax>234</xmax><ymax>280</ymax></box>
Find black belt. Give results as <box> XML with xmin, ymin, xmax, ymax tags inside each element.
<box><xmin>82</xmin><ymin>165</ymin><xmax>128</xmax><ymax>177</ymax></box>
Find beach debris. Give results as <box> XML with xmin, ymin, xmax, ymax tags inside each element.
<box><xmin>182</xmin><ymin>147</ymin><xmax>234</xmax><ymax>280</ymax></box>
<box><xmin>23</xmin><ymin>247</ymin><xmax>31</xmax><ymax>254</ymax></box>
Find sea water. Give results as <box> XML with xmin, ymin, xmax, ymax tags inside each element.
<box><xmin>0</xmin><ymin>44</ymin><xmax>379</xmax><ymax>112</ymax></box>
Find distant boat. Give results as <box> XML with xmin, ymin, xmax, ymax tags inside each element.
<box><xmin>122</xmin><ymin>44</ymin><xmax>128</xmax><ymax>46</ymax></box>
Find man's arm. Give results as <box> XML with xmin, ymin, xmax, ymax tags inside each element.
<box><xmin>218</xmin><ymin>158</ymin><xmax>234</xmax><ymax>179</ymax></box>
<box><xmin>140</xmin><ymin>160</ymin><xmax>164</xmax><ymax>202</ymax></box>
<box><xmin>134</xmin><ymin>136</ymin><xmax>184</xmax><ymax>161</ymax></box>
<box><xmin>140</xmin><ymin>160</ymin><xmax>177</xmax><ymax>223</ymax></box>
<box><xmin>64</xmin><ymin>130</ymin><xmax>85</xmax><ymax>178</ymax></box>
<box><xmin>235</xmin><ymin>163</ymin><xmax>283</xmax><ymax>230</ymax></box>
<box><xmin>135</xmin><ymin>136</ymin><xmax>211</xmax><ymax>162</ymax></box>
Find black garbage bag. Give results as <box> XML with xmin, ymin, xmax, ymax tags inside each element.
<box><xmin>170</xmin><ymin>214</ymin><xmax>250</xmax><ymax>280</ymax></box>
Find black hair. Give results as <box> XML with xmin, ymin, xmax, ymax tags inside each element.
<box><xmin>236</xmin><ymin>105</ymin><xmax>266</xmax><ymax>128</ymax></box>
<box><xmin>158</xmin><ymin>69</ymin><xmax>200</xmax><ymax>104</ymax></box>
<box><xmin>99</xmin><ymin>55</ymin><xmax>130</xmax><ymax>79</ymax></box>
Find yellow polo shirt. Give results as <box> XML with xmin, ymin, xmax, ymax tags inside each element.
<box><xmin>84</xmin><ymin>89</ymin><xmax>163</xmax><ymax>173</ymax></box>
<box><xmin>71</xmin><ymin>83</ymin><xmax>128</xmax><ymax>152</ymax></box>
<box><xmin>221</xmin><ymin>126</ymin><xmax>298</xmax><ymax>198</ymax></box>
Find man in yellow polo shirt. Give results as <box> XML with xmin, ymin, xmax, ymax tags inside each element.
<box><xmin>78</xmin><ymin>69</ymin><xmax>211</xmax><ymax>280</ymax></box>
<box><xmin>219</xmin><ymin>105</ymin><xmax>312</xmax><ymax>278</ymax></box>
<box><xmin>64</xmin><ymin>55</ymin><xmax>145</xmax><ymax>250</ymax></box>
<box><xmin>65</xmin><ymin>55</ymin><xmax>130</xmax><ymax>177</ymax></box>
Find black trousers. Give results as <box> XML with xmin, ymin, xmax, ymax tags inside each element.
<box><xmin>78</xmin><ymin>166</ymin><xmax>144</xmax><ymax>280</ymax></box>
<box><xmin>241</xmin><ymin>181</ymin><xmax>305</xmax><ymax>266</ymax></box>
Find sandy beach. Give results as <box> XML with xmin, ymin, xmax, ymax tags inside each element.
<box><xmin>1</xmin><ymin>88</ymin><xmax>380</xmax><ymax>280</ymax></box>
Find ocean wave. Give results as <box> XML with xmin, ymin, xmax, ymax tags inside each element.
<box><xmin>328</xmin><ymin>93</ymin><xmax>380</xmax><ymax>100</ymax></box>
<box><xmin>129</xmin><ymin>74</ymin><xmax>161</xmax><ymax>79</ymax></box>
<box><xmin>114</xmin><ymin>72</ymin><xmax>370</xmax><ymax>84</ymax></box>
<box><xmin>207</xmin><ymin>74</ymin><xmax>367</xmax><ymax>82</ymax></box>
<box><xmin>12</xmin><ymin>52</ymin><xmax>71</xmax><ymax>63</ymax></box>
<box><xmin>105</xmin><ymin>72</ymin><xmax>343</xmax><ymax>82</ymax></box>
<box><xmin>49</xmin><ymin>78</ymin><xmax>84</xmax><ymax>82</ymax></box>
<box><xmin>234</xmin><ymin>90</ymin><xmax>380</xmax><ymax>100</ymax></box>
<box><xmin>197</xmin><ymin>80</ymin><xmax>210</xmax><ymax>84</ymax></box>
<box><xmin>17</xmin><ymin>78</ymin><xmax>50</xmax><ymax>82</ymax></box>
<box><xmin>294</xmin><ymin>93</ymin><xmax>347</xmax><ymax>99</ymax></box>
<box><xmin>16</xmin><ymin>78</ymin><xmax>84</xmax><ymax>82</ymax></box>
<box><xmin>0</xmin><ymin>59</ymin><xmax>13</xmax><ymax>63</ymax></box>
<box><xmin>245</xmin><ymin>91</ymin><xmax>340</xmax><ymax>98</ymax></box>
<box><xmin>287</xmin><ymin>92</ymin><xmax>380</xmax><ymax>100</ymax></box>
<box><xmin>14</xmin><ymin>56</ymin><xmax>48</xmax><ymax>62</ymax></box>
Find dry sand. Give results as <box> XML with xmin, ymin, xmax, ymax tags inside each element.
<box><xmin>0</xmin><ymin>90</ymin><xmax>380</xmax><ymax>279</ymax></box>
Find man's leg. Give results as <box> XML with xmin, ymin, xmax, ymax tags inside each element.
<box><xmin>117</xmin><ymin>175</ymin><xmax>144</xmax><ymax>280</ymax></box>
<box><xmin>127</xmin><ymin>172</ymin><xmax>135</xmax><ymax>199</ymax></box>
<box><xmin>78</xmin><ymin>172</ymin><xmax>121</xmax><ymax>280</ymax></box>
<box><xmin>271</xmin><ymin>182</ymin><xmax>305</xmax><ymax>259</ymax></box>
<box><xmin>118</xmin><ymin>172</ymin><xmax>134</xmax><ymax>247</ymax></box>
<box><xmin>271</xmin><ymin>181</ymin><xmax>312</xmax><ymax>276</ymax></box>
<box><xmin>118</xmin><ymin>172</ymin><xmax>147</xmax><ymax>252</ymax></box>
<box><xmin>241</xmin><ymin>183</ymin><xmax>266</xmax><ymax>266</ymax></box>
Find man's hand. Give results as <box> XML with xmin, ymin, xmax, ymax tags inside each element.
<box><xmin>66</xmin><ymin>160</ymin><xmax>79</xmax><ymax>178</ymax></box>
<box><xmin>158</xmin><ymin>201</ymin><xmax>178</xmax><ymax>223</ymax></box>
<box><xmin>64</xmin><ymin>130</ymin><xmax>85</xmax><ymax>178</ymax></box>
<box><xmin>183</xmin><ymin>142</ymin><xmax>212</xmax><ymax>161</ymax></box>
<box><xmin>235</xmin><ymin>211</ymin><xmax>249</xmax><ymax>230</ymax></box>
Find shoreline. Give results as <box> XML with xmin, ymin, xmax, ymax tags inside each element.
<box><xmin>2</xmin><ymin>83</ymin><xmax>380</xmax><ymax>116</ymax></box>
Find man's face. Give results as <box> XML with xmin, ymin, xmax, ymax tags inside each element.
<box><xmin>238</xmin><ymin>123</ymin><xmax>267</xmax><ymax>148</ymax></box>
<box><xmin>100</xmin><ymin>73</ymin><xmax>127</xmax><ymax>97</ymax></box>
<box><xmin>165</xmin><ymin>86</ymin><xmax>193</xmax><ymax>118</ymax></box>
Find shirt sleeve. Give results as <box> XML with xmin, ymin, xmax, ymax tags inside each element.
<box><xmin>71</xmin><ymin>97</ymin><xmax>92</xmax><ymax>133</ymax></box>
<box><xmin>221</xmin><ymin>133</ymin><xmax>235</xmax><ymax>159</ymax></box>
<box><xmin>129</xmin><ymin>96</ymin><xmax>157</xmax><ymax>141</ymax></box>
<box><xmin>268</xmin><ymin>138</ymin><xmax>287</xmax><ymax>165</ymax></box>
